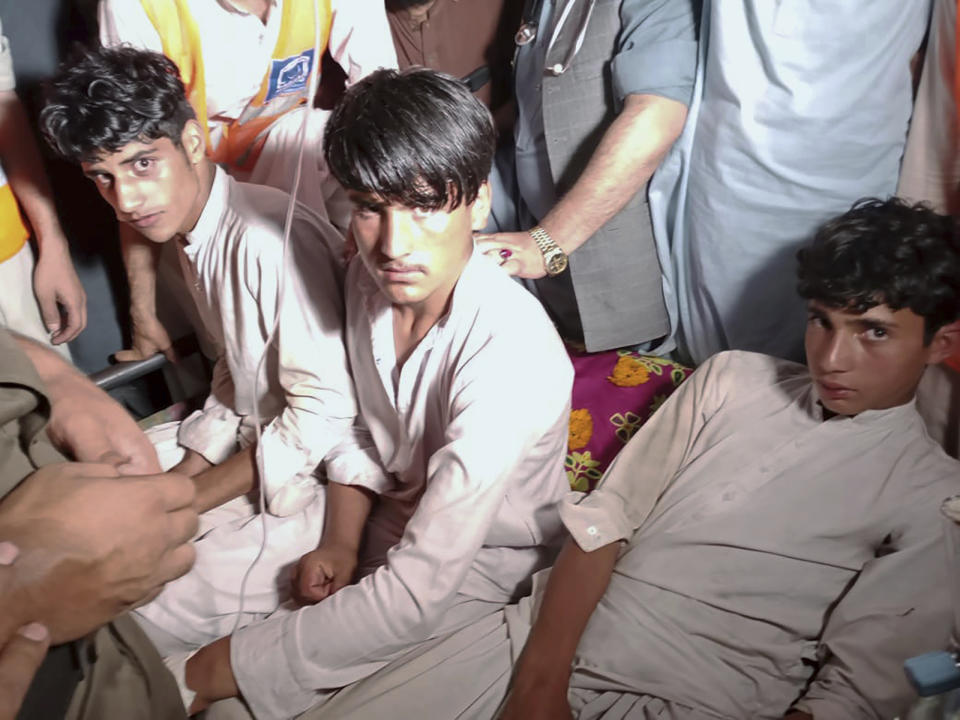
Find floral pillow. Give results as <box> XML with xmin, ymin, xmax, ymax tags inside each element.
<box><xmin>565</xmin><ymin>346</ymin><xmax>691</xmax><ymax>492</ymax></box>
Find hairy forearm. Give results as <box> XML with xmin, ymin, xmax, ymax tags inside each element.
<box><xmin>192</xmin><ymin>446</ymin><xmax>257</xmax><ymax>513</ymax></box>
<box><xmin>0</xmin><ymin>90</ymin><xmax>64</xmax><ymax>244</ymax></box>
<box><xmin>513</xmin><ymin>538</ymin><xmax>620</xmax><ymax>685</ymax></box>
<box><xmin>119</xmin><ymin>222</ymin><xmax>161</xmax><ymax>316</ymax></box>
<box><xmin>320</xmin><ymin>482</ymin><xmax>375</xmax><ymax>551</ymax></box>
<box><xmin>540</xmin><ymin>93</ymin><xmax>687</xmax><ymax>255</ymax></box>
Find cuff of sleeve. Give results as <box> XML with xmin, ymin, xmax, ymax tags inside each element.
<box><xmin>258</xmin><ymin>425</ymin><xmax>319</xmax><ymax>499</ymax></box>
<box><xmin>559</xmin><ymin>489</ymin><xmax>633</xmax><ymax>552</ymax></box>
<box><xmin>612</xmin><ymin>39</ymin><xmax>697</xmax><ymax>106</ymax></box>
<box><xmin>178</xmin><ymin>410</ymin><xmax>240</xmax><ymax>465</ymax></box>
<box><xmin>232</xmin><ymin>612</ymin><xmax>319</xmax><ymax>720</ymax></box>
<box><xmin>326</xmin><ymin>448</ymin><xmax>392</xmax><ymax>494</ymax></box>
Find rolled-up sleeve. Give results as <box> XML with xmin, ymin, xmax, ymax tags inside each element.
<box><xmin>611</xmin><ymin>0</ymin><xmax>699</xmax><ymax>105</ymax></box>
<box><xmin>178</xmin><ymin>357</ymin><xmax>242</xmax><ymax>464</ymax></box>
<box><xmin>562</xmin><ymin>352</ymin><xmax>727</xmax><ymax>552</ymax></box>
<box><xmin>795</xmin><ymin>485</ymin><xmax>957</xmax><ymax>719</ymax></box>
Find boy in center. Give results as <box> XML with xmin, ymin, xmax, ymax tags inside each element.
<box><xmin>184</xmin><ymin>68</ymin><xmax>574</xmax><ymax>719</ymax></box>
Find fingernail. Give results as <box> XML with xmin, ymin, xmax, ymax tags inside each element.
<box><xmin>18</xmin><ymin>623</ymin><xmax>48</xmax><ymax>642</ymax></box>
<box><xmin>0</xmin><ymin>541</ymin><xmax>19</xmax><ymax>565</ymax></box>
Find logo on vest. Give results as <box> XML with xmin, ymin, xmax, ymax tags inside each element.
<box><xmin>265</xmin><ymin>48</ymin><xmax>316</xmax><ymax>102</ymax></box>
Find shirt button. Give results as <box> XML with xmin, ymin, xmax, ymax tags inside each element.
<box><xmin>586</xmin><ymin>526</ymin><xmax>598</xmax><ymax>536</ymax></box>
<box><xmin>375</xmin><ymin>357</ymin><xmax>382</xmax><ymax>366</ymax></box>
<box><xmin>722</xmin><ymin>491</ymin><xmax>736</xmax><ymax>502</ymax></box>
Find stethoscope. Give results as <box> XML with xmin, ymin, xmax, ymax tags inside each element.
<box><xmin>515</xmin><ymin>0</ymin><xmax>598</xmax><ymax>76</ymax></box>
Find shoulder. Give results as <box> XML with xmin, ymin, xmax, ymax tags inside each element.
<box><xmin>224</xmin><ymin>181</ymin><xmax>342</xmax><ymax>277</ymax></box>
<box><xmin>98</xmin><ymin>0</ymin><xmax>163</xmax><ymax>51</ymax></box>
<box><xmin>694</xmin><ymin>350</ymin><xmax>805</xmax><ymax>385</ymax></box>
<box><xmin>451</xmin><ymin>255</ymin><xmax>573</xmax><ymax>386</ymax></box>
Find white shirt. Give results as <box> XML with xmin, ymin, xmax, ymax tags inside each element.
<box><xmin>561</xmin><ymin>351</ymin><xmax>960</xmax><ymax>719</ymax></box>
<box><xmin>230</xmin><ymin>250</ymin><xmax>574</xmax><ymax>720</ymax></box>
<box><xmin>176</xmin><ymin>167</ymin><xmax>381</xmax><ymax>503</ymax></box>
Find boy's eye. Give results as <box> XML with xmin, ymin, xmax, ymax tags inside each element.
<box><xmin>865</xmin><ymin>326</ymin><xmax>888</xmax><ymax>340</ymax></box>
<box><xmin>93</xmin><ymin>173</ymin><xmax>112</xmax><ymax>188</ymax></box>
<box><xmin>134</xmin><ymin>158</ymin><xmax>155</xmax><ymax>172</ymax></box>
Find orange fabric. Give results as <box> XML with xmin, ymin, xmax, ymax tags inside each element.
<box><xmin>0</xmin><ymin>181</ymin><xmax>29</xmax><ymax>263</ymax></box>
<box><xmin>140</xmin><ymin>0</ymin><xmax>331</xmax><ymax>171</ymax></box>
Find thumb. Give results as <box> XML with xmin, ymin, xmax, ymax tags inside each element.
<box><xmin>0</xmin><ymin>623</ymin><xmax>50</xmax><ymax>716</ymax></box>
<box><xmin>36</xmin><ymin>291</ymin><xmax>61</xmax><ymax>335</ymax></box>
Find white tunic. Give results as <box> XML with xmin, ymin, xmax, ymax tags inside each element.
<box><xmin>559</xmin><ymin>351</ymin><xmax>960</xmax><ymax>719</ymax></box>
<box><xmin>230</xmin><ymin>250</ymin><xmax>574</xmax><ymax>720</ymax></box>
<box><xmin>175</xmin><ymin>166</ymin><xmax>379</xmax><ymax>500</ymax></box>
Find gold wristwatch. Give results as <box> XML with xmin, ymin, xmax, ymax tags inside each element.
<box><xmin>529</xmin><ymin>226</ymin><xmax>568</xmax><ymax>276</ymax></box>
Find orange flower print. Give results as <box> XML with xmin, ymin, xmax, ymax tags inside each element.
<box><xmin>568</xmin><ymin>408</ymin><xmax>593</xmax><ymax>450</ymax></box>
<box><xmin>608</xmin><ymin>355</ymin><xmax>650</xmax><ymax>387</ymax></box>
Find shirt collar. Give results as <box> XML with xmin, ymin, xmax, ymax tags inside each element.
<box><xmin>801</xmin><ymin>380</ymin><xmax>920</xmax><ymax>427</ymax></box>
<box><xmin>183</xmin><ymin>165</ymin><xmax>229</xmax><ymax>254</ymax></box>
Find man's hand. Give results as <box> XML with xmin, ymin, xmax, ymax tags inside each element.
<box><xmin>14</xmin><ymin>332</ymin><xmax>161</xmax><ymax>474</ymax></box>
<box><xmin>185</xmin><ymin>636</ymin><xmax>238</xmax><ymax>713</ymax></box>
<box><xmin>0</xmin><ymin>463</ymin><xmax>198</xmax><ymax>643</ymax></box>
<box><xmin>291</xmin><ymin>543</ymin><xmax>358</xmax><ymax>605</ymax></box>
<box><xmin>32</xmin><ymin>236</ymin><xmax>86</xmax><ymax>345</ymax></box>
<box><xmin>0</xmin><ymin>622</ymin><xmax>50</xmax><ymax>720</ymax></box>
<box><xmin>45</xmin><ymin>379</ymin><xmax>162</xmax><ymax>475</ymax></box>
<box><xmin>475</xmin><ymin>231</ymin><xmax>548</xmax><ymax>279</ymax></box>
<box><xmin>114</xmin><ymin>306</ymin><xmax>175</xmax><ymax>363</ymax></box>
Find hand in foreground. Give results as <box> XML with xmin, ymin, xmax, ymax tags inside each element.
<box><xmin>114</xmin><ymin>307</ymin><xmax>175</xmax><ymax>363</ymax></box>
<box><xmin>33</xmin><ymin>235</ymin><xmax>86</xmax><ymax>345</ymax></box>
<box><xmin>475</xmin><ymin>231</ymin><xmax>547</xmax><ymax>279</ymax></box>
<box><xmin>291</xmin><ymin>544</ymin><xmax>358</xmax><ymax>605</ymax></box>
<box><xmin>186</xmin><ymin>636</ymin><xmax>237</xmax><ymax>714</ymax></box>
<box><xmin>44</xmin><ymin>364</ymin><xmax>161</xmax><ymax>475</ymax></box>
<box><xmin>0</xmin><ymin>463</ymin><xmax>198</xmax><ymax>643</ymax></box>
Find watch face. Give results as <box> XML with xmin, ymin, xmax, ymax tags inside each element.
<box><xmin>546</xmin><ymin>251</ymin><xmax>568</xmax><ymax>275</ymax></box>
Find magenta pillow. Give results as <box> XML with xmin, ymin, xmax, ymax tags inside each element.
<box><xmin>565</xmin><ymin>346</ymin><xmax>691</xmax><ymax>492</ymax></box>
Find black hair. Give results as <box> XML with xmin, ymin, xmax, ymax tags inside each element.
<box><xmin>323</xmin><ymin>67</ymin><xmax>495</xmax><ymax>211</ymax></box>
<box><xmin>797</xmin><ymin>197</ymin><xmax>960</xmax><ymax>343</ymax></box>
<box><xmin>40</xmin><ymin>45</ymin><xmax>196</xmax><ymax>164</ymax></box>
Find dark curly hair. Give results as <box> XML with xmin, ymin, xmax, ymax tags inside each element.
<box><xmin>40</xmin><ymin>46</ymin><xmax>196</xmax><ymax>164</ymax></box>
<box><xmin>323</xmin><ymin>67</ymin><xmax>495</xmax><ymax>211</ymax></box>
<box><xmin>797</xmin><ymin>197</ymin><xmax>960</xmax><ymax>343</ymax></box>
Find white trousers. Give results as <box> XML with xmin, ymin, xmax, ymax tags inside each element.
<box><xmin>135</xmin><ymin>422</ymin><xmax>326</xmax><ymax>655</ymax></box>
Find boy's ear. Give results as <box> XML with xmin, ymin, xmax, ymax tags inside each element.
<box><xmin>928</xmin><ymin>319</ymin><xmax>960</xmax><ymax>365</ymax></box>
<box><xmin>181</xmin><ymin>119</ymin><xmax>207</xmax><ymax>165</ymax></box>
<box><xmin>470</xmin><ymin>182</ymin><xmax>492</xmax><ymax>231</ymax></box>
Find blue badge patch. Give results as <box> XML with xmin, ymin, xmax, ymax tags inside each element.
<box><xmin>264</xmin><ymin>48</ymin><xmax>316</xmax><ymax>102</ymax></box>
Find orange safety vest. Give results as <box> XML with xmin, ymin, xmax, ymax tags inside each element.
<box><xmin>0</xmin><ymin>163</ymin><xmax>29</xmax><ymax>263</ymax></box>
<box><xmin>140</xmin><ymin>0</ymin><xmax>332</xmax><ymax>172</ymax></box>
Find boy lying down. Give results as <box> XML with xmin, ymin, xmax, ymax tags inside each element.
<box><xmin>500</xmin><ymin>197</ymin><xmax>960</xmax><ymax>720</ymax></box>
